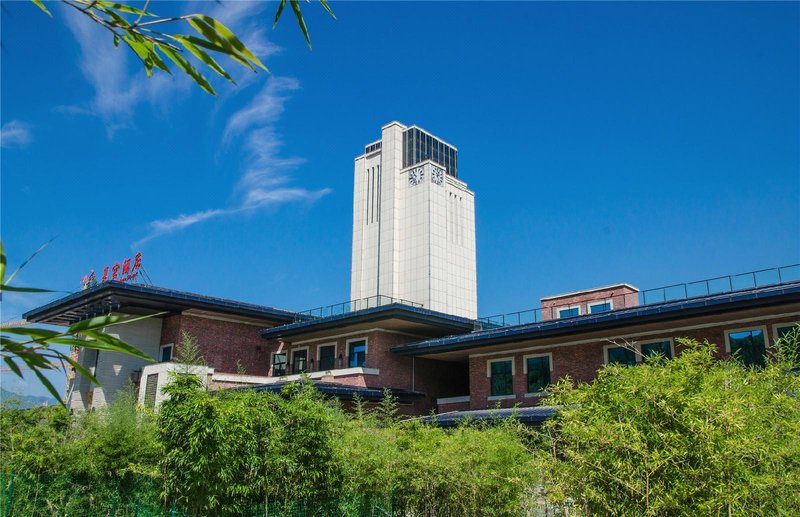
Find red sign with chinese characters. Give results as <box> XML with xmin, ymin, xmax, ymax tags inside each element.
<box><xmin>81</xmin><ymin>252</ymin><xmax>142</xmax><ymax>290</ymax></box>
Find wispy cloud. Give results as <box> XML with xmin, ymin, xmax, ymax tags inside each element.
<box><xmin>133</xmin><ymin>76</ymin><xmax>331</xmax><ymax>247</ymax></box>
<box><xmin>61</xmin><ymin>4</ymin><xmax>190</xmax><ymax>135</ymax></box>
<box><xmin>1</xmin><ymin>120</ymin><xmax>33</xmax><ymax>148</ymax></box>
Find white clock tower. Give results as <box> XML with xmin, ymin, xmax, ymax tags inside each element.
<box><xmin>350</xmin><ymin>122</ymin><xmax>477</xmax><ymax>319</ymax></box>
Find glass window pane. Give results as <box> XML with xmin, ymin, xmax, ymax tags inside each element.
<box><xmin>349</xmin><ymin>340</ymin><xmax>366</xmax><ymax>368</ymax></box>
<box><xmin>559</xmin><ymin>307</ymin><xmax>580</xmax><ymax>318</ymax></box>
<box><xmin>292</xmin><ymin>349</ymin><xmax>307</xmax><ymax>374</ymax></box>
<box><xmin>729</xmin><ymin>330</ymin><xmax>766</xmax><ymax>367</ymax></box>
<box><xmin>590</xmin><ymin>302</ymin><xmax>612</xmax><ymax>314</ymax></box>
<box><xmin>777</xmin><ymin>325</ymin><xmax>796</xmax><ymax>339</ymax></box>
<box><xmin>641</xmin><ymin>341</ymin><xmax>672</xmax><ymax>359</ymax></box>
<box><xmin>526</xmin><ymin>356</ymin><xmax>551</xmax><ymax>393</ymax></box>
<box><xmin>490</xmin><ymin>360</ymin><xmax>513</xmax><ymax>396</ymax></box>
<box><xmin>273</xmin><ymin>353</ymin><xmax>287</xmax><ymax>376</ymax></box>
<box><xmin>319</xmin><ymin>345</ymin><xmax>336</xmax><ymax>371</ymax></box>
<box><xmin>607</xmin><ymin>347</ymin><xmax>637</xmax><ymax>366</ymax></box>
<box><xmin>160</xmin><ymin>346</ymin><xmax>172</xmax><ymax>362</ymax></box>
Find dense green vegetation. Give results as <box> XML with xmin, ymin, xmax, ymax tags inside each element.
<box><xmin>2</xmin><ymin>330</ymin><xmax>799</xmax><ymax>516</ymax></box>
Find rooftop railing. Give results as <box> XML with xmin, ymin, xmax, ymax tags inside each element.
<box><xmin>478</xmin><ymin>264</ymin><xmax>800</xmax><ymax>328</ymax></box>
<box><xmin>296</xmin><ymin>295</ymin><xmax>424</xmax><ymax>322</ymax></box>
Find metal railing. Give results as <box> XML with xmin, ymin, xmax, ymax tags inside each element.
<box><xmin>296</xmin><ymin>295</ymin><xmax>423</xmax><ymax>322</ymax></box>
<box><xmin>478</xmin><ymin>264</ymin><xmax>800</xmax><ymax>329</ymax></box>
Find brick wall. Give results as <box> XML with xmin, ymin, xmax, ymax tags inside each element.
<box><xmin>541</xmin><ymin>285</ymin><xmax>639</xmax><ymax>321</ymax></box>
<box><xmin>267</xmin><ymin>330</ymin><xmax>469</xmax><ymax>413</ymax></box>
<box><xmin>160</xmin><ymin>314</ymin><xmax>271</xmax><ymax>375</ymax></box>
<box><xmin>467</xmin><ymin>316</ymin><xmax>799</xmax><ymax>410</ymax></box>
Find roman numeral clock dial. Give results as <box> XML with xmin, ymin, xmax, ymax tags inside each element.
<box><xmin>408</xmin><ymin>166</ymin><xmax>424</xmax><ymax>186</ymax></box>
<box><xmin>431</xmin><ymin>166</ymin><xmax>444</xmax><ymax>185</ymax></box>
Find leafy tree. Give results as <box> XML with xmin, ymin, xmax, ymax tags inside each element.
<box><xmin>535</xmin><ymin>337</ymin><xmax>800</xmax><ymax>515</ymax></box>
<box><xmin>30</xmin><ymin>0</ymin><xmax>336</xmax><ymax>95</ymax></box>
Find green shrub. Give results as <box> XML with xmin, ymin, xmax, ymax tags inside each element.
<box><xmin>536</xmin><ymin>338</ymin><xmax>800</xmax><ymax>515</ymax></box>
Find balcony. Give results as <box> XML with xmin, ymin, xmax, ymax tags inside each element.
<box><xmin>294</xmin><ymin>295</ymin><xmax>423</xmax><ymax>322</ymax></box>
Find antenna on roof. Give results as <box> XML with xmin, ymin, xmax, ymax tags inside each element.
<box><xmin>137</xmin><ymin>267</ymin><xmax>153</xmax><ymax>285</ymax></box>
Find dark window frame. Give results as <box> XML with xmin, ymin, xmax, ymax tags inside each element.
<box><xmin>291</xmin><ymin>349</ymin><xmax>308</xmax><ymax>374</ymax></box>
<box><xmin>489</xmin><ymin>359</ymin><xmax>514</xmax><ymax>397</ymax></box>
<box><xmin>641</xmin><ymin>340</ymin><xmax>673</xmax><ymax>360</ymax></box>
<box><xmin>272</xmin><ymin>353</ymin><xmax>287</xmax><ymax>377</ymax></box>
<box><xmin>318</xmin><ymin>344</ymin><xmax>336</xmax><ymax>371</ymax></box>
<box><xmin>348</xmin><ymin>340</ymin><xmax>367</xmax><ymax>368</ymax></box>
<box><xmin>525</xmin><ymin>355</ymin><xmax>551</xmax><ymax>394</ymax></box>
<box><xmin>606</xmin><ymin>346</ymin><xmax>637</xmax><ymax>366</ymax></box>
<box><xmin>727</xmin><ymin>329</ymin><xmax>767</xmax><ymax>367</ymax></box>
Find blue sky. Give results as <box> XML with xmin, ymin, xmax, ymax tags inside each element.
<box><xmin>2</xmin><ymin>1</ymin><xmax>798</xmax><ymax>397</ymax></box>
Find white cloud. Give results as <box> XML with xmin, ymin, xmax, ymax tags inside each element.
<box><xmin>61</xmin><ymin>4</ymin><xmax>191</xmax><ymax>135</ymax></box>
<box><xmin>1</xmin><ymin>120</ymin><xmax>33</xmax><ymax>148</ymax></box>
<box><xmin>60</xmin><ymin>0</ymin><xmax>285</xmax><ymax>135</ymax></box>
<box><xmin>133</xmin><ymin>76</ymin><xmax>331</xmax><ymax>247</ymax></box>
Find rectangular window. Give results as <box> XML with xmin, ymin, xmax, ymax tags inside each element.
<box><xmin>318</xmin><ymin>344</ymin><xmax>336</xmax><ymax>371</ymax></box>
<box><xmin>775</xmin><ymin>324</ymin><xmax>799</xmax><ymax>357</ymax></box>
<box><xmin>526</xmin><ymin>356</ymin><xmax>551</xmax><ymax>393</ymax></box>
<box><xmin>589</xmin><ymin>301</ymin><xmax>612</xmax><ymax>314</ymax></box>
<box><xmin>558</xmin><ymin>306</ymin><xmax>580</xmax><ymax>318</ymax></box>
<box><xmin>776</xmin><ymin>324</ymin><xmax>798</xmax><ymax>340</ymax></box>
<box><xmin>349</xmin><ymin>340</ymin><xmax>366</xmax><ymax>368</ymax></box>
<box><xmin>159</xmin><ymin>344</ymin><xmax>173</xmax><ymax>362</ymax></box>
<box><xmin>607</xmin><ymin>346</ymin><xmax>637</xmax><ymax>366</ymax></box>
<box><xmin>291</xmin><ymin>349</ymin><xmax>308</xmax><ymax>374</ymax></box>
<box><xmin>490</xmin><ymin>360</ymin><xmax>514</xmax><ymax>396</ymax></box>
<box><xmin>641</xmin><ymin>340</ymin><xmax>672</xmax><ymax>360</ymax></box>
<box><xmin>272</xmin><ymin>353</ymin><xmax>287</xmax><ymax>376</ymax></box>
<box><xmin>144</xmin><ymin>374</ymin><xmax>158</xmax><ymax>408</ymax></box>
<box><xmin>728</xmin><ymin>329</ymin><xmax>767</xmax><ymax>367</ymax></box>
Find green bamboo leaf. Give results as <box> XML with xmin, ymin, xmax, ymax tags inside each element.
<box><xmin>68</xmin><ymin>314</ymin><xmax>125</xmax><ymax>334</ymax></box>
<box><xmin>175</xmin><ymin>34</ymin><xmax>255</xmax><ymax>71</ymax></box>
<box><xmin>0</xmin><ymin>240</ymin><xmax>6</xmax><ymax>284</ymax></box>
<box><xmin>159</xmin><ymin>44</ymin><xmax>216</xmax><ymax>95</ymax></box>
<box><xmin>114</xmin><ymin>34</ymin><xmax>120</xmax><ymax>47</ymax></box>
<box><xmin>0</xmin><ymin>337</ymin><xmax>25</xmax><ymax>352</ymax></box>
<box><xmin>192</xmin><ymin>16</ymin><xmax>268</xmax><ymax>71</ymax></box>
<box><xmin>63</xmin><ymin>354</ymin><xmax>100</xmax><ymax>385</ymax></box>
<box><xmin>289</xmin><ymin>0</ymin><xmax>311</xmax><ymax>49</ymax></box>
<box><xmin>273</xmin><ymin>0</ymin><xmax>287</xmax><ymax>28</ymax></box>
<box><xmin>96</xmin><ymin>5</ymin><xmax>131</xmax><ymax>27</ymax></box>
<box><xmin>5</xmin><ymin>239</ymin><xmax>53</xmax><ymax>286</ymax></box>
<box><xmin>31</xmin><ymin>366</ymin><xmax>64</xmax><ymax>406</ymax></box>
<box><xmin>147</xmin><ymin>42</ymin><xmax>172</xmax><ymax>74</ymax></box>
<box><xmin>123</xmin><ymin>34</ymin><xmax>154</xmax><ymax>76</ymax></box>
<box><xmin>0</xmin><ymin>285</ymin><xmax>53</xmax><ymax>293</ymax></box>
<box><xmin>172</xmin><ymin>37</ymin><xmax>234</xmax><ymax>83</ymax></box>
<box><xmin>319</xmin><ymin>0</ymin><xmax>336</xmax><ymax>20</ymax></box>
<box><xmin>31</xmin><ymin>0</ymin><xmax>52</xmax><ymax>17</ymax></box>
<box><xmin>81</xmin><ymin>330</ymin><xmax>153</xmax><ymax>361</ymax></box>
<box><xmin>3</xmin><ymin>357</ymin><xmax>23</xmax><ymax>377</ymax></box>
<box><xmin>96</xmin><ymin>1</ymin><xmax>156</xmax><ymax>17</ymax></box>
<box><xmin>2</xmin><ymin>327</ymin><xmax>62</xmax><ymax>340</ymax></box>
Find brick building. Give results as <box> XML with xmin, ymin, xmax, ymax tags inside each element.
<box><xmin>22</xmin><ymin>123</ymin><xmax>800</xmax><ymax>421</ymax></box>
<box><xmin>23</xmin><ymin>269</ymin><xmax>800</xmax><ymax>418</ymax></box>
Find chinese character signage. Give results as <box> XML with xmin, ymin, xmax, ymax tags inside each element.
<box><xmin>81</xmin><ymin>252</ymin><xmax>142</xmax><ymax>290</ymax></box>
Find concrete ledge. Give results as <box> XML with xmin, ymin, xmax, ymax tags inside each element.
<box><xmin>213</xmin><ymin>367</ymin><xmax>380</xmax><ymax>386</ymax></box>
<box><xmin>524</xmin><ymin>391</ymin><xmax>548</xmax><ymax>398</ymax></box>
<box><xmin>487</xmin><ymin>394</ymin><xmax>517</xmax><ymax>401</ymax></box>
<box><xmin>437</xmin><ymin>395</ymin><xmax>470</xmax><ymax>405</ymax></box>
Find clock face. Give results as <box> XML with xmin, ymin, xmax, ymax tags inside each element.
<box><xmin>431</xmin><ymin>166</ymin><xmax>444</xmax><ymax>185</ymax></box>
<box><xmin>408</xmin><ymin>167</ymin><xmax>424</xmax><ymax>186</ymax></box>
